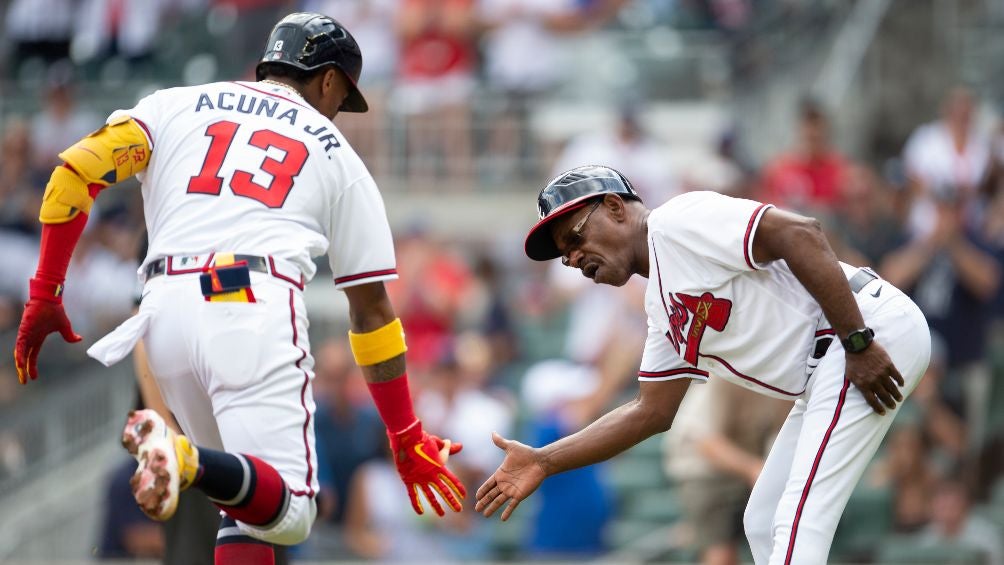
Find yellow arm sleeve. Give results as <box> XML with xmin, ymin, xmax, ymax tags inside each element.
<box><xmin>40</xmin><ymin>116</ymin><xmax>152</xmax><ymax>224</ymax></box>
<box><xmin>39</xmin><ymin>165</ymin><xmax>93</xmax><ymax>223</ymax></box>
<box><xmin>57</xmin><ymin>115</ymin><xmax>151</xmax><ymax>186</ymax></box>
<box><xmin>348</xmin><ymin>318</ymin><xmax>408</xmax><ymax>366</ymax></box>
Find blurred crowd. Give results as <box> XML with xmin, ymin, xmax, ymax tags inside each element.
<box><xmin>1</xmin><ymin>1</ymin><xmax>1003</xmax><ymax>564</ymax></box>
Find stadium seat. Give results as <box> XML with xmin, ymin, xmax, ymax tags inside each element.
<box><xmin>875</xmin><ymin>536</ymin><xmax>987</xmax><ymax>564</ymax></box>
<box><xmin>624</xmin><ymin>489</ymin><xmax>683</xmax><ymax>523</ymax></box>
<box><xmin>608</xmin><ymin>457</ymin><xmax>668</xmax><ymax>493</ymax></box>
<box><xmin>831</xmin><ymin>482</ymin><xmax>893</xmax><ymax>559</ymax></box>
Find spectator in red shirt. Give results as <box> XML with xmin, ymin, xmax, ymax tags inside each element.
<box><xmin>393</xmin><ymin>0</ymin><xmax>478</xmax><ymax>184</ymax></box>
<box><xmin>760</xmin><ymin>99</ymin><xmax>851</xmax><ymax>212</ymax></box>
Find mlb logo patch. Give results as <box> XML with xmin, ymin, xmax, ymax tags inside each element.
<box><xmin>177</xmin><ymin>256</ymin><xmax>202</xmax><ymax>268</ymax></box>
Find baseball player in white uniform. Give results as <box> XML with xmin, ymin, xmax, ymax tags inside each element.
<box><xmin>475</xmin><ymin>165</ymin><xmax>931</xmax><ymax>564</ymax></box>
<box><xmin>14</xmin><ymin>13</ymin><xmax>465</xmax><ymax>565</ymax></box>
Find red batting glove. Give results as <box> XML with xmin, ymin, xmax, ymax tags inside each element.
<box><xmin>388</xmin><ymin>420</ymin><xmax>467</xmax><ymax>516</ymax></box>
<box><xmin>13</xmin><ymin>278</ymin><xmax>82</xmax><ymax>384</ymax></box>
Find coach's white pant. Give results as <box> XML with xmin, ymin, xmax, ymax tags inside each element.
<box><xmin>90</xmin><ymin>268</ymin><xmax>319</xmax><ymax>545</ymax></box>
<box><xmin>743</xmin><ymin>284</ymin><xmax>930</xmax><ymax>565</ymax></box>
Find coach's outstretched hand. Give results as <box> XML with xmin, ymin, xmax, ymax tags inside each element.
<box><xmin>14</xmin><ymin>294</ymin><xmax>82</xmax><ymax>384</ymax></box>
<box><xmin>845</xmin><ymin>341</ymin><xmax>904</xmax><ymax>416</ymax></box>
<box><xmin>476</xmin><ymin>432</ymin><xmax>548</xmax><ymax>521</ymax></box>
<box><xmin>388</xmin><ymin>420</ymin><xmax>467</xmax><ymax>516</ymax></box>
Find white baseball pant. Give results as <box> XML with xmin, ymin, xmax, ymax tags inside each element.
<box><xmin>138</xmin><ymin>260</ymin><xmax>319</xmax><ymax>545</ymax></box>
<box><xmin>743</xmin><ymin>280</ymin><xmax>931</xmax><ymax>565</ymax></box>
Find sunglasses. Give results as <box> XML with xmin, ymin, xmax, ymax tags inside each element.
<box><xmin>560</xmin><ymin>199</ymin><xmax>602</xmax><ymax>266</ymax></box>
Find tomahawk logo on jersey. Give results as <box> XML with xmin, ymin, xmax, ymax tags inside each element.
<box><xmin>638</xmin><ymin>191</ymin><xmax>855</xmax><ymax>399</ymax></box>
<box><xmin>116</xmin><ymin>80</ymin><xmax>397</xmax><ymax>289</ymax></box>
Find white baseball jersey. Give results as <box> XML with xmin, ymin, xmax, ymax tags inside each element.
<box><xmin>636</xmin><ymin>190</ymin><xmax>933</xmax><ymax>564</ymax></box>
<box><xmin>110</xmin><ymin>80</ymin><xmax>397</xmax><ymax>288</ymax></box>
<box><xmin>639</xmin><ymin>190</ymin><xmax>852</xmax><ymax>399</ymax></box>
<box><xmin>88</xmin><ymin>80</ymin><xmax>402</xmax><ymax>544</ymax></box>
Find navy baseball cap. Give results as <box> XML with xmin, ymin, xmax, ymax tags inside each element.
<box><xmin>524</xmin><ymin>165</ymin><xmax>641</xmax><ymax>261</ymax></box>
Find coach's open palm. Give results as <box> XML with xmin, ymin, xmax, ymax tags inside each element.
<box><xmin>475</xmin><ymin>432</ymin><xmax>548</xmax><ymax>521</ymax></box>
<box><xmin>388</xmin><ymin>420</ymin><xmax>467</xmax><ymax>516</ymax></box>
<box><xmin>845</xmin><ymin>341</ymin><xmax>904</xmax><ymax>415</ymax></box>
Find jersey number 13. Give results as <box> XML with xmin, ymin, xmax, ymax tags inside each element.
<box><xmin>188</xmin><ymin>120</ymin><xmax>308</xmax><ymax>208</ymax></box>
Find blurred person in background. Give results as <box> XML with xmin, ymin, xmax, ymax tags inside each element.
<box><xmin>29</xmin><ymin>62</ymin><xmax>102</xmax><ymax>171</ymax></box>
<box><xmin>215</xmin><ymin>0</ymin><xmax>299</xmax><ymax>77</ymax></box>
<box><xmin>902</xmin><ymin>86</ymin><xmax>991</xmax><ymax>236</ymax></box>
<box><xmin>59</xmin><ymin>203</ymin><xmax>143</xmax><ymax>339</ymax></box>
<box><xmin>342</xmin><ymin>442</ymin><xmax>454</xmax><ymax>562</ymax></box>
<box><xmin>72</xmin><ymin>0</ymin><xmax>171</xmax><ymax>66</ymax></box>
<box><xmin>552</xmin><ymin>100</ymin><xmax>681</xmax><ymax>205</ymax></box>
<box><xmin>312</xmin><ymin>337</ymin><xmax>386</xmax><ymax>526</ymax></box>
<box><xmin>908</xmin><ymin>336</ymin><xmax>968</xmax><ymax>467</ymax></box>
<box><xmin>478</xmin><ymin>0</ymin><xmax>599</xmax><ymax>181</ymax></box>
<box><xmin>880</xmin><ymin>183</ymin><xmax>1001</xmax><ymax>457</ymax></box>
<box><xmin>519</xmin><ymin>359</ymin><xmax>613</xmax><ymax>558</ymax></box>
<box><xmin>759</xmin><ymin>98</ymin><xmax>851</xmax><ymax>213</ymax></box>
<box><xmin>98</xmin><ymin>457</ymin><xmax>166</xmax><ymax>560</ymax></box>
<box><xmin>918</xmin><ymin>476</ymin><xmax>1003</xmax><ymax>565</ymax></box>
<box><xmin>832</xmin><ymin>164</ymin><xmax>909</xmax><ymax>268</ymax></box>
<box><xmin>3</xmin><ymin>0</ymin><xmax>75</xmax><ymax>75</ymax></box>
<box><xmin>417</xmin><ymin>336</ymin><xmax>514</xmax><ymax>559</ymax></box>
<box><xmin>0</xmin><ymin>119</ymin><xmax>46</xmax><ymax>328</ymax></box>
<box><xmin>0</xmin><ymin>119</ymin><xmax>46</xmax><ymax>235</ymax></box>
<box><xmin>302</xmin><ymin>0</ymin><xmax>399</xmax><ymax>176</ymax></box>
<box><xmin>389</xmin><ymin>230</ymin><xmax>474</xmax><ymax>371</ymax></box>
<box><xmin>867</xmin><ymin>422</ymin><xmax>939</xmax><ymax>533</ymax></box>
<box><xmin>457</xmin><ymin>253</ymin><xmax>519</xmax><ymax>383</ymax></box>
<box><xmin>393</xmin><ymin>0</ymin><xmax>478</xmax><ymax>184</ymax></box>
<box><xmin>663</xmin><ymin>378</ymin><xmax>789</xmax><ymax>565</ymax></box>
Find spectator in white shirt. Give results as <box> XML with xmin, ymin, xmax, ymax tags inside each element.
<box><xmin>902</xmin><ymin>87</ymin><xmax>992</xmax><ymax>236</ymax></box>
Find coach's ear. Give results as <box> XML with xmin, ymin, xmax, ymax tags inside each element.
<box><xmin>603</xmin><ymin>193</ymin><xmax>628</xmax><ymax>222</ymax></box>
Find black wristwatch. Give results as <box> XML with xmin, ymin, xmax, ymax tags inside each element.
<box><xmin>841</xmin><ymin>327</ymin><xmax>875</xmax><ymax>354</ymax></box>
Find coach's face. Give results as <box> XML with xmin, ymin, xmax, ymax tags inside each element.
<box><xmin>551</xmin><ymin>195</ymin><xmax>635</xmax><ymax>287</ymax></box>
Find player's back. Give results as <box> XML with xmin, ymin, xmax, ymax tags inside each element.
<box><xmin>119</xmin><ymin>80</ymin><xmax>368</xmax><ymax>279</ymax></box>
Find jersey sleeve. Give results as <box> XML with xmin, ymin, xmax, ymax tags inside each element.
<box><xmin>657</xmin><ymin>191</ymin><xmax>774</xmax><ymax>274</ymax></box>
<box><xmin>327</xmin><ymin>175</ymin><xmax>398</xmax><ymax>290</ymax></box>
<box><xmin>638</xmin><ymin>320</ymin><xmax>709</xmax><ymax>383</ymax></box>
<box><xmin>107</xmin><ymin>91</ymin><xmax>160</xmax><ymax>149</ymax></box>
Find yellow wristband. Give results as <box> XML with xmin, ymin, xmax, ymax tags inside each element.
<box><xmin>348</xmin><ymin>318</ymin><xmax>407</xmax><ymax>366</ymax></box>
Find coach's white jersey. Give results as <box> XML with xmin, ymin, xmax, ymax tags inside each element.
<box><xmin>110</xmin><ymin>80</ymin><xmax>396</xmax><ymax>288</ymax></box>
<box><xmin>639</xmin><ymin>191</ymin><xmax>857</xmax><ymax>399</ymax></box>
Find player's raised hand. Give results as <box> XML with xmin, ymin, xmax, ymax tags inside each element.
<box><xmin>475</xmin><ymin>432</ymin><xmax>547</xmax><ymax>521</ymax></box>
<box><xmin>14</xmin><ymin>280</ymin><xmax>82</xmax><ymax>384</ymax></box>
<box><xmin>387</xmin><ymin>420</ymin><xmax>466</xmax><ymax>516</ymax></box>
<box><xmin>844</xmin><ymin>341</ymin><xmax>904</xmax><ymax>416</ymax></box>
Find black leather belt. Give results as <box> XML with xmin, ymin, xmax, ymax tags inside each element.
<box><xmin>848</xmin><ymin>267</ymin><xmax>879</xmax><ymax>294</ymax></box>
<box><xmin>812</xmin><ymin>268</ymin><xmax>881</xmax><ymax>360</ymax></box>
<box><xmin>145</xmin><ymin>255</ymin><xmax>269</xmax><ymax>280</ymax></box>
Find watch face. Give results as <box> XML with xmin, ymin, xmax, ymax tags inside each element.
<box><xmin>849</xmin><ymin>333</ymin><xmax>866</xmax><ymax>350</ymax></box>
<box><xmin>845</xmin><ymin>328</ymin><xmax>874</xmax><ymax>352</ymax></box>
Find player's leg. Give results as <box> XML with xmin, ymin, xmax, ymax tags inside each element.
<box><xmin>195</xmin><ymin>280</ymin><xmax>319</xmax><ymax>547</ymax></box>
<box><xmin>138</xmin><ymin>274</ymin><xmax>315</xmax><ymax>560</ymax></box>
<box><xmin>743</xmin><ymin>401</ymin><xmax>804</xmax><ymax>564</ymax></box>
<box><xmin>765</xmin><ymin>295</ymin><xmax>930</xmax><ymax>565</ymax></box>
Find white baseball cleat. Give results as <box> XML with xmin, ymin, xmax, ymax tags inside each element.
<box><xmin>121</xmin><ymin>409</ymin><xmax>198</xmax><ymax>521</ymax></box>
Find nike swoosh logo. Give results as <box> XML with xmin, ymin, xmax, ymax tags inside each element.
<box><xmin>414</xmin><ymin>444</ymin><xmax>442</xmax><ymax>467</ymax></box>
<box><xmin>870</xmin><ymin>285</ymin><xmax>882</xmax><ymax>298</ymax></box>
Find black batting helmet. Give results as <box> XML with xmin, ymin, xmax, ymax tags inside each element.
<box><xmin>256</xmin><ymin>13</ymin><xmax>369</xmax><ymax>113</ymax></box>
<box><xmin>524</xmin><ymin>165</ymin><xmax>642</xmax><ymax>261</ymax></box>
